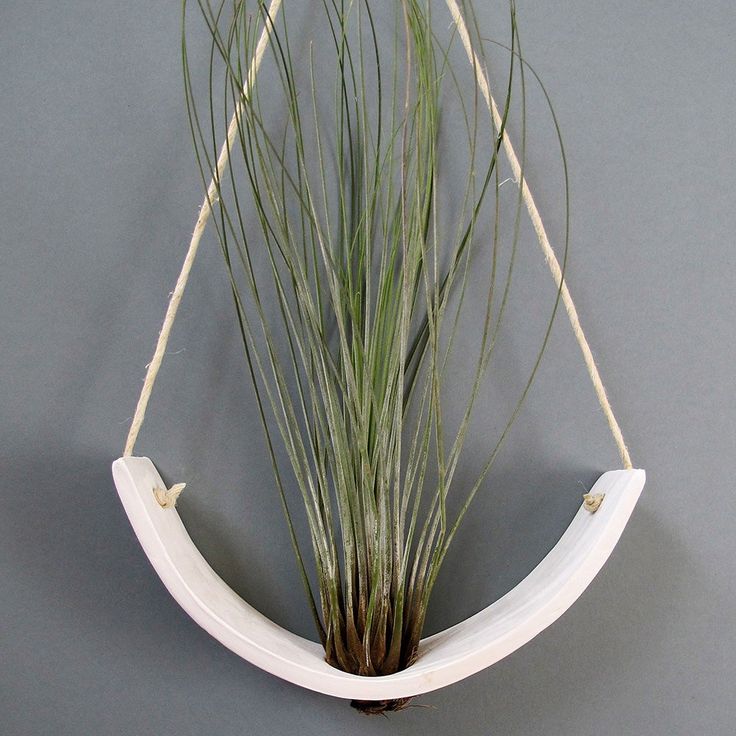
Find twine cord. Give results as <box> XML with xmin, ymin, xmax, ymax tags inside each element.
<box><xmin>445</xmin><ymin>0</ymin><xmax>632</xmax><ymax>469</ymax></box>
<box><xmin>123</xmin><ymin>0</ymin><xmax>283</xmax><ymax>458</ymax></box>
<box><xmin>124</xmin><ymin>0</ymin><xmax>633</xmax><ymax>473</ymax></box>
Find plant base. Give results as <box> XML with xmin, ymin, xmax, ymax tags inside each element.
<box><xmin>350</xmin><ymin>697</ymin><xmax>414</xmax><ymax>715</ymax></box>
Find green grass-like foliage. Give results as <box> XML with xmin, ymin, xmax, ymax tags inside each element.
<box><xmin>182</xmin><ymin>0</ymin><xmax>565</xmax><ymax>686</ymax></box>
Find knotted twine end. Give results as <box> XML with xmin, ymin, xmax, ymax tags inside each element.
<box><xmin>154</xmin><ymin>483</ymin><xmax>186</xmax><ymax>509</ymax></box>
<box><xmin>583</xmin><ymin>493</ymin><xmax>605</xmax><ymax>513</ymax></box>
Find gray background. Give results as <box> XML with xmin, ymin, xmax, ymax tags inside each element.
<box><xmin>1</xmin><ymin>1</ymin><xmax>734</xmax><ymax>734</ymax></box>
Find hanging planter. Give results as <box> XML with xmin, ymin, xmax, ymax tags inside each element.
<box><xmin>113</xmin><ymin>458</ymin><xmax>643</xmax><ymax>702</ymax></box>
<box><xmin>114</xmin><ymin>0</ymin><xmax>644</xmax><ymax>712</ymax></box>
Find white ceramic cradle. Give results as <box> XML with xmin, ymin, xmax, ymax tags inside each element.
<box><xmin>112</xmin><ymin>456</ymin><xmax>645</xmax><ymax>700</ymax></box>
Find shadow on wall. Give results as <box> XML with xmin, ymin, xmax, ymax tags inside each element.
<box><xmin>393</xmin><ymin>502</ymin><xmax>688</xmax><ymax>735</ymax></box>
<box><xmin>2</xmin><ymin>444</ymin><xmax>244</xmax><ymax>671</ymax></box>
<box><xmin>2</xmin><ymin>439</ymin><xmax>687</xmax><ymax>731</ymax></box>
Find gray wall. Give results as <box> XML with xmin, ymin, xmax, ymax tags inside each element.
<box><xmin>1</xmin><ymin>1</ymin><xmax>734</xmax><ymax>734</ymax></box>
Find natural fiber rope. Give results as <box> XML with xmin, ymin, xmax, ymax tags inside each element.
<box><xmin>124</xmin><ymin>0</ymin><xmax>632</xmax><ymax>471</ymax></box>
<box><xmin>123</xmin><ymin>0</ymin><xmax>283</xmax><ymax>457</ymax></box>
<box><xmin>445</xmin><ymin>0</ymin><xmax>632</xmax><ymax>469</ymax></box>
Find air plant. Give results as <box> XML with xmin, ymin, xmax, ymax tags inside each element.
<box><xmin>182</xmin><ymin>0</ymin><xmax>564</xmax><ymax>713</ymax></box>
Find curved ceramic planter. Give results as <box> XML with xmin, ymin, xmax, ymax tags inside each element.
<box><xmin>112</xmin><ymin>457</ymin><xmax>644</xmax><ymax>700</ymax></box>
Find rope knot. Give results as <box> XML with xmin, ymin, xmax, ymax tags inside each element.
<box><xmin>153</xmin><ymin>483</ymin><xmax>186</xmax><ymax>509</ymax></box>
<box><xmin>582</xmin><ymin>493</ymin><xmax>605</xmax><ymax>513</ymax></box>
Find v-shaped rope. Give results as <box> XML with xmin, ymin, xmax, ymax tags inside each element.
<box><xmin>124</xmin><ymin>0</ymin><xmax>632</xmax><ymax>471</ymax></box>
